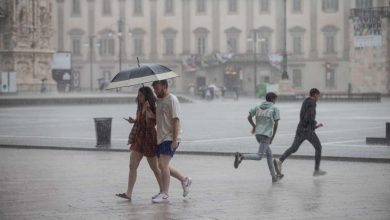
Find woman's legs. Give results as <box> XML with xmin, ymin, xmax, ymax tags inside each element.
<box><xmin>126</xmin><ymin>151</ymin><xmax>143</xmax><ymax>197</ymax></box>
<box><xmin>146</xmin><ymin>156</ymin><xmax>163</xmax><ymax>193</ymax></box>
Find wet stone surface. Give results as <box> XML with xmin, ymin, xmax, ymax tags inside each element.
<box><xmin>0</xmin><ymin>148</ymin><xmax>389</xmax><ymax>220</ymax></box>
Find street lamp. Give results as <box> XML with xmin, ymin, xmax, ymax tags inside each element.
<box><xmin>248</xmin><ymin>30</ymin><xmax>265</xmax><ymax>97</ymax></box>
<box><xmin>88</xmin><ymin>35</ymin><xmax>95</xmax><ymax>91</ymax></box>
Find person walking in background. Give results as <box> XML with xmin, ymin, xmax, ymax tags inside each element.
<box><xmin>273</xmin><ymin>88</ymin><xmax>326</xmax><ymax>177</ymax></box>
<box><xmin>151</xmin><ymin>80</ymin><xmax>192</xmax><ymax>203</ymax></box>
<box><xmin>116</xmin><ymin>86</ymin><xmax>162</xmax><ymax>201</ymax></box>
<box><xmin>234</xmin><ymin>92</ymin><xmax>282</xmax><ymax>183</ymax></box>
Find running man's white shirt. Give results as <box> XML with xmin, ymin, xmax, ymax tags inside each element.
<box><xmin>156</xmin><ymin>93</ymin><xmax>182</xmax><ymax>144</ymax></box>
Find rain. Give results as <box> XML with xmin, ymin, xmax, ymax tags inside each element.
<box><xmin>0</xmin><ymin>0</ymin><xmax>389</xmax><ymax>219</ymax></box>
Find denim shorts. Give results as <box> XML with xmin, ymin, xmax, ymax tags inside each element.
<box><xmin>156</xmin><ymin>141</ymin><xmax>179</xmax><ymax>157</ymax></box>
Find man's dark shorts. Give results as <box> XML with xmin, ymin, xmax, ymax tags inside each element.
<box><xmin>156</xmin><ymin>141</ymin><xmax>179</xmax><ymax>157</ymax></box>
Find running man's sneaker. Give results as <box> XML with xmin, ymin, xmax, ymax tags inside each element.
<box><xmin>313</xmin><ymin>169</ymin><xmax>327</xmax><ymax>176</ymax></box>
<box><xmin>152</xmin><ymin>192</ymin><xmax>161</xmax><ymax>199</ymax></box>
<box><xmin>273</xmin><ymin>158</ymin><xmax>283</xmax><ymax>176</ymax></box>
<box><xmin>272</xmin><ymin>176</ymin><xmax>278</xmax><ymax>183</ymax></box>
<box><xmin>152</xmin><ymin>193</ymin><xmax>169</xmax><ymax>203</ymax></box>
<box><xmin>182</xmin><ymin>177</ymin><xmax>192</xmax><ymax>197</ymax></box>
<box><xmin>277</xmin><ymin>173</ymin><xmax>284</xmax><ymax>180</ymax></box>
<box><xmin>234</xmin><ymin>152</ymin><xmax>243</xmax><ymax>169</ymax></box>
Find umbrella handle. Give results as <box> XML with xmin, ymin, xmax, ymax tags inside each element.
<box><xmin>137</xmin><ymin>57</ymin><xmax>140</xmax><ymax>68</ymax></box>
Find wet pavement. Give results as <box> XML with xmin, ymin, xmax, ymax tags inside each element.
<box><xmin>0</xmin><ymin>148</ymin><xmax>389</xmax><ymax>220</ymax></box>
<box><xmin>1</xmin><ymin>96</ymin><xmax>390</xmax><ymax>160</ymax></box>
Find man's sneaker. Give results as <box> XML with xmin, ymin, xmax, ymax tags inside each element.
<box><xmin>234</xmin><ymin>152</ymin><xmax>243</xmax><ymax>169</ymax></box>
<box><xmin>152</xmin><ymin>192</ymin><xmax>161</xmax><ymax>199</ymax></box>
<box><xmin>313</xmin><ymin>169</ymin><xmax>327</xmax><ymax>176</ymax></box>
<box><xmin>273</xmin><ymin>158</ymin><xmax>283</xmax><ymax>176</ymax></box>
<box><xmin>152</xmin><ymin>193</ymin><xmax>169</xmax><ymax>203</ymax></box>
<box><xmin>182</xmin><ymin>177</ymin><xmax>192</xmax><ymax>197</ymax></box>
<box><xmin>272</xmin><ymin>176</ymin><xmax>278</xmax><ymax>183</ymax></box>
<box><xmin>277</xmin><ymin>173</ymin><xmax>284</xmax><ymax>180</ymax></box>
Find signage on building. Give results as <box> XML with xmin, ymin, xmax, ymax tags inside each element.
<box><xmin>352</xmin><ymin>15</ymin><xmax>382</xmax><ymax>47</ymax></box>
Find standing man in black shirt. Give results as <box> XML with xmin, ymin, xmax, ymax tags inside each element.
<box><xmin>273</xmin><ymin>88</ymin><xmax>326</xmax><ymax>177</ymax></box>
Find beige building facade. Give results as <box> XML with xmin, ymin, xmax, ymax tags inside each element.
<box><xmin>49</xmin><ymin>0</ymin><xmax>389</xmax><ymax>94</ymax></box>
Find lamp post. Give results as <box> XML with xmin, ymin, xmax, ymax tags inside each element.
<box><xmin>89</xmin><ymin>35</ymin><xmax>95</xmax><ymax>91</ymax></box>
<box><xmin>248</xmin><ymin>30</ymin><xmax>258</xmax><ymax>97</ymax></box>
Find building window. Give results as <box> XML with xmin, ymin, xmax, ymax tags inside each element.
<box><xmin>259</xmin><ymin>0</ymin><xmax>269</xmax><ymax>13</ymax></box>
<box><xmin>194</xmin><ymin>27</ymin><xmax>209</xmax><ymax>55</ymax></box>
<box><xmin>292</xmin><ymin>69</ymin><xmax>302</xmax><ymax>88</ymax></box>
<box><xmin>325</xmin><ymin>69</ymin><xmax>335</xmax><ymax>88</ymax></box>
<box><xmin>356</xmin><ymin>0</ymin><xmax>372</xmax><ymax>8</ymax></box>
<box><xmin>293</xmin><ymin>36</ymin><xmax>303</xmax><ymax>54</ymax></box>
<box><xmin>225</xmin><ymin>27</ymin><xmax>241</xmax><ymax>53</ymax></box>
<box><xmin>322</xmin><ymin>26</ymin><xmax>338</xmax><ymax>55</ymax></box>
<box><xmin>165</xmin><ymin>37</ymin><xmax>174</xmax><ymax>55</ymax></box>
<box><xmin>162</xmin><ymin>28</ymin><xmax>177</xmax><ymax>55</ymax></box>
<box><xmin>197</xmin><ymin>36</ymin><xmax>206</xmax><ymax>55</ymax></box>
<box><xmin>292</xmin><ymin>0</ymin><xmax>302</xmax><ymax>13</ymax></box>
<box><xmin>289</xmin><ymin>26</ymin><xmax>305</xmax><ymax>55</ymax></box>
<box><xmin>228</xmin><ymin>0</ymin><xmax>238</xmax><ymax>13</ymax></box>
<box><xmin>99</xmin><ymin>36</ymin><xmax>115</xmax><ymax>56</ymax></box>
<box><xmin>134</xmin><ymin>0</ymin><xmax>143</xmax><ymax>15</ymax></box>
<box><xmin>197</xmin><ymin>0</ymin><xmax>206</xmax><ymax>13</ymax></box>
<box><xmin>325</xmin><ymin>35</ymin><xmax>335</xmax><ymax>53</ymax></box>
<box><xmin>227</xmin><ymin>37</ymin><xmax>238</xmax><ymax>53</ymax></box>
<box><xmin>102</xmin><ymin>0</ymin><xmax>111</xmax><ymax>16</ymax></box>
<box><xmin>165</xmin><ymin>0</ymin><xmax>174</xmax><ymax>15</ymax></box>
<box><xmin>259</xmin><ymin>36</ymin><xmax>269</xmax><ymax>55</ymax></box>
<box><xmin>71</xmin><ymin>0</ymin><xmax>81</xmax><ymax>16</ymax></box>
<box><xmin>322</xmin><ymin>0</ymin><xmax>338</xmax><ymax>13</ymax></box>
<box><xmin>71</xmin><ymin>38</ymin><xmax>81</xmax><ymax>56</ymax></box>
<box><xmin>134</xmin><ymin>38</ymin><xmax>143</xmax><ymax>56</ymax></box>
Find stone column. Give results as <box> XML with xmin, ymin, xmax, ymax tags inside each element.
<box><xmin>212</xmin><ymin>0</ymin><xmax>220</xmax><ymax>53</ymax></box>
<box><xmin>150</xmin><ymin>0</ymin><xmax>158</xmax><ymax>61</ymax></box>
<box><xmin>342</xmin><ymin>0</ymin><xmax>351</xmax><ymax>60</ymax></box>
<box><xmin>118</xmin><ymin>0</ymin><xmax>127</xmax><ymax>60</ymax></box>
<box><xmin>57</xmin><ymin>0</ymin><xmax>65</xmax><ymax>50</ymax></box>
<box><xmin>182</xmin><ymin>0</ymin><xmax>191</xmax><ymax>54</ymax></box>
<box><xmin>309</xmin><ymin>0</ymin><xmax>318</xmax><ymax>58</ymax></box>
<box><xmin>246</xmin><ymin>0</ymin><xmax>254</xmax><ymax>53</ymax></box>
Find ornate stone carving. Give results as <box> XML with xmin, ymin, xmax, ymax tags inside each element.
<box><xmin>0</xmin><ymin>0</ymin><xmax>55</xmax><ymax>92</ymax></box>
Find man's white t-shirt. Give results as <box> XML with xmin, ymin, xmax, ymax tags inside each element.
<box><xmin>156</xmin><ymin>93</ymin><xmax>182</xmax><ymax>144</ymax></box>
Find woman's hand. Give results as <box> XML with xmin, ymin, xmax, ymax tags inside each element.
<box><xmin>124</xmin><ymin>117</ymin><xmax>136</xmax><ymax>124</ymax></box>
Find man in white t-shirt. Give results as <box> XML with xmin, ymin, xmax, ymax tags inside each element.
<box><xmin>151</xmin><ymin>80</ymin><xmax>192</xmax><ymax>203</ymax></box>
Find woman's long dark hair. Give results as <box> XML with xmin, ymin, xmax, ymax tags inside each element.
<box><xmin>136</xmin><ymin>86</ymin><xmax>156</xmax><ymax>115</ymax></box>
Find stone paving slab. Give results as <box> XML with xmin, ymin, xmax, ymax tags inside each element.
<box><xmin>1</xmin><ymin>148</ymin><xmax>389</xmax><ymax>220</ymax></box>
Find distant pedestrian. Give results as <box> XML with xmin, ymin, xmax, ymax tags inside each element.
<box><xmin>234</xmin><ymin>92</ymin><xmax>282</xmax><ymax>183</ymax></box>
<box><xmin>151</xmin><ymin>80</ymin><xmax>192</xmax><ymax>203</ymax></box>
<box><xmin>116</xmin><ymin>86</ymin><xmax>162</xmax><ymax>201</ymax></box>
<box><xmin>273</xmin><ymin>88</ymin><xmax>326</xmax><ymax>177</ymax></box>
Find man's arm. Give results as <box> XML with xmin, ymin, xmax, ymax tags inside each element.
<box><xmin>271</xmin><ymin>120</ymin><xmax>278</xmax><ymax>144</ymax></box>
<box><xmin>247</xmin><ymin>113</ymin><xmax>256</xmax><ymax>134</ymax></box>
<box><xmin>304</xmin><ymin>102</ymin><xmax>317</xmax><ymax>129</ymax></box>
<box><xmin>171</xmin><ymin>117</ymin><xmax>180</xmax><ymax>149</ymax></box>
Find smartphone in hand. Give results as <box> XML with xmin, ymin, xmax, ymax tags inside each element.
<box><xmin>123</xmin><ymin>117</ymin><xmax>136</xmax><ymax>123</ymax></box>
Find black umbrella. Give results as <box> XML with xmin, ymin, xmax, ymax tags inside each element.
<box><xmin>106</xmin><ymin>63</ymin><xmax>179</xmax><ymax>90</ymax></box>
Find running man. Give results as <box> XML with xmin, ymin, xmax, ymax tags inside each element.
<box><xmin>273</xmin><ymin>88</ymin><xmax>326</xmax><ymax>177</ymax></box>
<box><xmin>234</xmin><ymin>92</ymin><xmax>282</xmax><ymax>183</ymax></box>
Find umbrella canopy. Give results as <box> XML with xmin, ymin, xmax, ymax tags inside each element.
<box><xmin>106</xmin><ymin>63</ymin><xmax>179</xmax><ymax>89</ymax></box>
